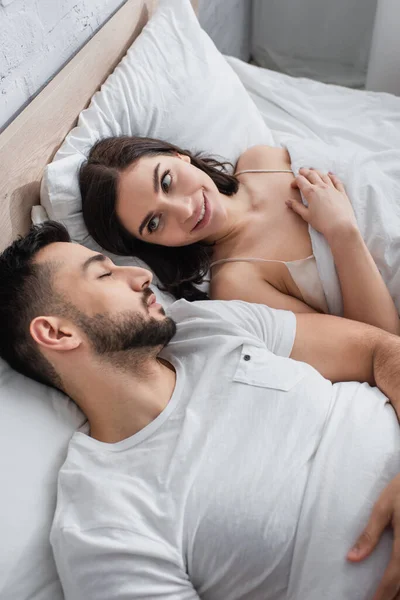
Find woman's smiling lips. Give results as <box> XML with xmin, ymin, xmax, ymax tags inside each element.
<box><xmin>191</xmin><ymin>193</ymin><xmax>211</xmax><ymax>233</ymax></box>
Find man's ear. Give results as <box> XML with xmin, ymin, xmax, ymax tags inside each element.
<box><xmin>176</xmin><ymin>152</ymin><xmax>191</xmax><ymax>164</ymax></box>
<box><xmin>30</xmin><ymin>316</ymin><xmax>81</xmax><ymax>351</ymax></box>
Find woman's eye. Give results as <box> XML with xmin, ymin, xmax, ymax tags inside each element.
<box><xmin>99</xmin><ymin>272</ymin><xmax>112</xmax><ymax>279</ymax></box>
<box><xmin>147</xmin><ymin>215</ymin><xmax>161</xmax><ymax>234</ymax></box>
<box><xmin>161</xmin><ymin>171</ymin><xmax>172</xmax><ymax>193</ymax></box>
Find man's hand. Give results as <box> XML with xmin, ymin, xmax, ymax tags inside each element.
<box><xmin>347</xmin><ymin>473</ymin><xmax>400</xmax><ymax>600</ymax></box>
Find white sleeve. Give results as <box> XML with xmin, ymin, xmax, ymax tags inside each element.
<box><xmin>52</xmin><ymin>526</ymin><xmax>200</xmax><ymax>600</ymax></box>
<box><xmin>172</xmin><ymin>300</ymin><xmax>297</xmax><ymax>357</ymax></box>
<box><xmin>218</xmin><ymin>301</ymin><xmax>296</xmax><ymax>356</ymax></box>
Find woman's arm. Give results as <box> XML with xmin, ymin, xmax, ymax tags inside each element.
<box><xmin>288</xmin><ymin>168</ymin><xmax>400</xmax><ymax>334</ymax></box>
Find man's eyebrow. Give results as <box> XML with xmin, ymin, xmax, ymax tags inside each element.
<box><xmin>138</xmin><ymin>162</ymin><xmax>160</xmax><ymax>237</ymax></box>
<box><xmin>81</xmin><ymin>254</ymin><xmax>108</xmax><ymax>272</ymax></box>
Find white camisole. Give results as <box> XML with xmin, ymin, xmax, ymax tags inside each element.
<box><xmin>210</xmin><ymin>169</ymin><xmax>329</xmax><ymax>313</ymax></box>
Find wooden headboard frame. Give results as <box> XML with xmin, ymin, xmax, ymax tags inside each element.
<box><xmin>0</xmin><ymin>0</ymin><xmax>198</xmax><ymax>251</ymax></box>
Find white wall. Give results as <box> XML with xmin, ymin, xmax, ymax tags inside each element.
<box><xmin>0</xmin><ymin>0</ymin><xmax>129</xmax><ymax>131</ymax></box>
<box><xmin>0</xmin><ymin>0</ymin><xmax>251</xmax><ymax>132</ymax></box>
<box><xmin>252</xmin><ymin>0</ymin><xmax>378</xmax><ymax>89</ymax></box>
<box><xmin>198</xmin><ymin>0</ymin><xmax>251</xmax><ymax>64</ymax></box>
<box><xmin>366</xmin><ymin>0</ymin><xmax>400</xmax><ymax>95</ymax></box>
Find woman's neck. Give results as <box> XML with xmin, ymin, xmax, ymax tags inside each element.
<box><xmin>204</xmin><ymin>183</ymin><xmax>251</xmax><ymax>247</ymax></box>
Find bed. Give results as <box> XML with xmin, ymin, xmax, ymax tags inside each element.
<box><xmin>1</xmin><ymin>0</ymin><xmax>400</xmax><ymax>598</ymax></box>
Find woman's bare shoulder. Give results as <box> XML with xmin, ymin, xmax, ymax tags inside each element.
<box><xmin>209</xmin><ymin>261</ymin><xmax>317</xmax><ymax>313</ymax></box>
<box><xmin>210</xmin><ymin>261</ymin><xmax>264</xmax><ymax>300</ymax></box>
<box><xmin>235</xmin><ymin>145</ymin><xmax>287</xmax><ymax>174</ymax></box>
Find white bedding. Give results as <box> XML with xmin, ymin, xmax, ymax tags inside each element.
<box><xmin>227</xmin><ymin>56</ymin><xmax>400</xmax><ymax>153</ymax></box>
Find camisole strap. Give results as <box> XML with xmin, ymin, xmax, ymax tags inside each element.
<box><xmin>235</xmin><ymin>169</ymin><xmax>293</xmax><ymax>175</ymax></box>
<box><xmin>210</xmin><ymin>256</ymin><xmax>314</xmax><ymax>269</ymax></box>
<box><xmin>209</xmin><ymin>256</ymin><xmax>329</xmax><ymax>314</ymax></box>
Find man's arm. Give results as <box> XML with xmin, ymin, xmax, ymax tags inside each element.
<box><xmin>290</xmin><ymin>313</ymin><xmax>400</xmax><ymax>416</ymax></box>
<box><xmin>52</xmin><ymin>526</ymin><xmax>200</xmax><ymax>600</ymax></box>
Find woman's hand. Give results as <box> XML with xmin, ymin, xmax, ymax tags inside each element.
<box><xmin>347</xmin><ymin>473</ymin><xmax>400</xmax><ymax>600</ymax></box>
<box><xmin>287</xmin><ymin>168</ymin><xmax>358</xmax><ymax>242</ymax></box>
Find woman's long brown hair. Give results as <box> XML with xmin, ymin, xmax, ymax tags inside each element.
<box><xmin>79</xmin><ymin>136</ymin><xmax>239</xmax><ymax>300</ymax></box>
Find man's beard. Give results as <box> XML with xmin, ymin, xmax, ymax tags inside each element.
<box><xmin>70</xmin><ymin>289</ymin><xmax>176</xmax><ymax>357</ymax></box>
<box><xmin>77</xmin><ymin>311</ymin><xmax>176</xmax><ymax>356</ymax></box>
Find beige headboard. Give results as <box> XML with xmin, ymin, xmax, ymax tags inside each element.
<box><xmin>0</xmin><ymin>0</ymin><xmax>198</xmax><ymax>251</ymax></box>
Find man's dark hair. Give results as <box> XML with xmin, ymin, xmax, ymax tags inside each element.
<box><xmin>0</xmin><ymin>221</ymin><xmax>71</xmax><ymax>389</ymax></box>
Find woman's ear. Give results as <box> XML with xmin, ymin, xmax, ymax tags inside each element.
<box><xmin>176</xmin><ymin>152</ymin><xmax>191</xmax><ymax>164</ymax></box>
<box><xmin>30</xmin><ymin>316</ymin><xmax>81</xmax><ymax>352</ymax></box>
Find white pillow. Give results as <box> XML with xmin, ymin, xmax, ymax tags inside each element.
<box><xmin>41</xmin><ymin>0</ymin><xmax>272</xmax><ymax>261</ymax></box>
<box><xmin>0</xmin><ymin>359</ymin><xmax>85</xmax><ymax>600</ymax></box>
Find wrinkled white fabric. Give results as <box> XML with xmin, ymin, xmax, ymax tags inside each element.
<box><xmin>227</xmin><ymin>56</ymin><xmax>400</xmax><ymax>154</ymax></box>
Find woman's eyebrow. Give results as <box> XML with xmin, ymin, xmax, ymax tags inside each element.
<box><xmin>138</xmin><ymin>163</ymin><xmax>161</xmax><ymax>236</ymax></box>
<box><xmin>137</xmin><ymin>163</ymin><xmax>162</xmax><ymax>236</ymax></box>
<box><xmin>153</xmin><ymin>162</ymin><xmax>160</xmax><ymax>193</ymax></box>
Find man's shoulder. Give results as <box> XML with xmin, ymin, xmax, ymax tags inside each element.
<box><xmin>167</xmin><ymin>298</ymin><xmax>252</xmax><ymax>321</ymax></box>
<box><xmin>167</xmin><ymin>298</ymin><xmax>283</xmax><ymax>330</ymax></box>
<box><xmin>166</xmin><ymin>299</ymin><xmax>275</xmax><ymax>348</ymax></box>
<box><xmin>166</xmin><ymin>299</ymin><xmax>296</xmax><ymax>358</ymax></box>
<box><xmin>167</xmin><ymin>299</ymin><xmax>257</xmax><ymax>333</ymax></box>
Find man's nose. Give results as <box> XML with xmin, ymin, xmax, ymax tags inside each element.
<box><xmin>128</xmin><ymin>267</ymin><xmax>153</xmax><ymax>291</ymax></box>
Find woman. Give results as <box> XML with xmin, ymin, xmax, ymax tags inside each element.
<box><xmin>80</xmin><ymin>136</ymin><xmax>400</xmax><ymax>334</ymax></box>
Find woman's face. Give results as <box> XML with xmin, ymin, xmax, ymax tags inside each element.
<box><xmin>117</xmin><ymin>153</ymin><xmax>228</xmax><ymax>247</ymax></box>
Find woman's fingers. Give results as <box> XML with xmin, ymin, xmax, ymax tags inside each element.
<box><xmin>293</xmin><ymin>173</ymin><xmax>314</xmax><ymax>192</ymax></box>
<box><xmin>328</xmin><ymin>171</ymin><xmax>346</xmax><ymax>192</ymax></box>
<box><xmin>299</xmin><ymin>167</ymin><xmax>333</xmax><ymax>186</ymax></box>
<box><xmin>286</xmin><ymin>198</ymin><xmax>309</xmax><ymax>222</ymax></box>
<box><xmin>317</xmin><ymin>170</ymin><xmax>332</xmax><ymax>185</ymax></box>
<box><xmin>290</xmin><ymin>178</ymin><xmax>299</xmax><ymax>189</ymax></box>
<box><xmin>298</xmin><ymin>167</ymin><xmax>323</xmax><ymax>184</ymax></box>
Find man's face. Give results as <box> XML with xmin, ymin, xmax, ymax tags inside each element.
<box><xmin>34</xmin><ymin>242</ymin><xmax>176</xmax><ymax>355</ymax></box>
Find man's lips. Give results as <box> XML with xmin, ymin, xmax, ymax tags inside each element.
<box><xmin>147</xmin><ymin>293</ymin><xmax>156</xmax><ymax>307</ymax></box>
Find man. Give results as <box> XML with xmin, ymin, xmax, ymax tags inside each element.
<box><xmin>0</xmin><ymin>221</ymin><xmax>400</xmax><ymax>600</ymax></box>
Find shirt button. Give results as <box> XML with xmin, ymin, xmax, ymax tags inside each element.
<box><xmin>243</xmin><ymin>354</ymin><xmax>251</xmax><ymax>361</ymax></box>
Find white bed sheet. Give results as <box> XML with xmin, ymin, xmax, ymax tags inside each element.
<box><xmin>226</xmin><ymin>56</ymin><xmax>400</xmax><ymax>152</ymax></box>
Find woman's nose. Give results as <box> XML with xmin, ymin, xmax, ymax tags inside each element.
<box><xmin>173</xmin><ymin>196</ymin><xmax>195</xmax><ymax>225</ymax></box>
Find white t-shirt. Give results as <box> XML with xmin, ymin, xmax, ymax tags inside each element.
<box><xmin>50</xmin><ymin>300</ymin><xmax>400</xmax><ymax>600</ymax></box>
